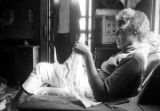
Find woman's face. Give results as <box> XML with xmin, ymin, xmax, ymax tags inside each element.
<box><xmin>116</xmin><ymin>29</ymin><xmax>135</xmax><ymax>50</ymax></box>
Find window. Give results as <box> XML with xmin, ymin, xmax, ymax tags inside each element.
<box><xmin>48</xmin><ymin>0</ymin><xmax>93</xmax><ymax>62</ymax></box>
<box><xmin>78</xmin><ymin>0</ymin><xmax>92</xmax><ymax>47</ymax></box>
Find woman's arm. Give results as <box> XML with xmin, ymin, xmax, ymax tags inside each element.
<box><xmin>104</xmin><ymin>56</ymin><xmax>144</xmax><ymax>98</ymax></box>
<box><xmin>74</xmin><ymin>41</ymin><xmax>107</xmax><ymax>101</ymax></box>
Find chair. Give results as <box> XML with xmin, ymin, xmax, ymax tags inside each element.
<box><xmin>138</xmin><ymin>55</ymin><xmax>160</xmax><ymax>105</ymax></box>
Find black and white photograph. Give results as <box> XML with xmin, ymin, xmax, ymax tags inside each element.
<box><xmin>0</xmin><ymin>0</ymin><xmax>160</xmax><ymax>111</ymax></box>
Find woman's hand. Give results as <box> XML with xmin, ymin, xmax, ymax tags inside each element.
<box><xmin>73</xmin><ymin>41</ymin><xmax>90</xmax><ymax>55</ymax></box>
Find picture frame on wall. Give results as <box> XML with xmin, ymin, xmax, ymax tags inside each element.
<box><xmin>95</xmin><ymin>9</ymin><xmax>119</xmax><ymax>44</ymax></box>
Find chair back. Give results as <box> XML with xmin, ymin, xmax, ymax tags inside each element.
<box><xmin>138</xmin><ymin>57</ymin><xmax>160</xmax><ymax>105</ymax></box>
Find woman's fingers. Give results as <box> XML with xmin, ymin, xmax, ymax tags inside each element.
<box><xmin>73</xmin><ymin>41</ymin><xmax>90</xmax><ymax>55</ymax></box>
<box><xmin>74</xmin><ymin>48</ymin><xmax>84</xmax><ymax>54</ymax></box>
<box><xmin>73</xmin><ymin>42</ymin><xmax>85</xmax><ymax>54</ymax></box>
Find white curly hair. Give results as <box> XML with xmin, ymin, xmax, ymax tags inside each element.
<box><xmin>116</xmin><ymin>8</ymin><xmax>150</xmax><ymax>41</ymax></box>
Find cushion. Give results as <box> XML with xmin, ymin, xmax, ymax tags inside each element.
<box><xmin>146</xmin><ymin>31</ymin><xmax>160</xmax><ymax>54</ymax></box>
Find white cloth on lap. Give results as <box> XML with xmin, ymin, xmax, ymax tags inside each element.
<box><xmin>22</xmin><ymin>52</ymin><xmax>100</xmax><ymax>108</ymax></box>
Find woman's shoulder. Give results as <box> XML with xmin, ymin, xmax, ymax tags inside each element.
<box><xmin>119</xmin><ymin>51</ymin><xmax>146</xmax><ymax>64</ymax></box>
<box><xmin>126</xmin><ymin>52</ymin><xmax>147</xmax><ymax>67</ymax></box>
<box><xmin>132</xmin><ymin>52</ymin><xmax>146</xmax><ymax>60</ymax></box>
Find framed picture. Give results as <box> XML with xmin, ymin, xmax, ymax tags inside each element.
<box><xmin>96</xmin><ymin>9</ymin><xmax>119</xmax><ymax>44</ymax></box>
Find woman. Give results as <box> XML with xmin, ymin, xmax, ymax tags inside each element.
<box><xmin>13</xmin><ymin>8</ymin><xmax>151</xmax><ymax>108</ymax></box>
<box><xmin>74</xmin><ymin>8</ymin><xmax>150</xmax><ymax>101</ymax></box>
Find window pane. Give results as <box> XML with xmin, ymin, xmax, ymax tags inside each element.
<box><xmin>79</xmin><ymin>18</ymin><xmax>86</xmax><ymax>30</ymax></box>
<box><xmin>79</xmin><ymin>33</ymin><xmax>86</xmax><ymax>43</ymax></box>
<box><xmin>78</xmin><ymin>0</ymin><xmax>86</xmax><ymax>16</ymax></box>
